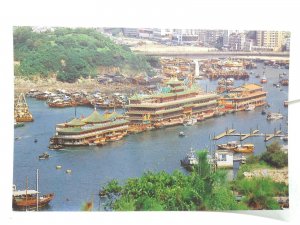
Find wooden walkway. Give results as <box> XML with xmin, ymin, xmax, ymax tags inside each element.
<box><xmin>213</xmin><ymin>129</ymin><xmax>285</xmax><ymax>142</ymax></box>
<box><xmin>213</xmin><ymin>129</ymin><xmax>236</xmax><ymax>140</ymax></box>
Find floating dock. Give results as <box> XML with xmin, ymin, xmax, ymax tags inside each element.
<box><xmin>213</xmin><ymin>128</ymin><xmax>285</xmax><ymax>142</ymax></box>
<box><xmin>264</xmin><ymin>130</ymin><xmax>282</xmax><ymax>142</ymax></box>
<box><xmin>213</xmin><ymin>129</ymin><xmax>236</xmax><ymax>140</ymax></box>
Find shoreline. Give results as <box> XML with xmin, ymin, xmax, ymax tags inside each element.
<box><xmin>14</xmin><ymin>77</ymin><xmax>146</xmax><ymax>95</ymax></box>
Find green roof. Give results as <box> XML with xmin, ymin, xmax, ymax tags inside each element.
<box><xmin>154</xmin><ymin>92</ymin><xmax>176</xmax><ymax>98</ymax></box>
<box><xmin>128</xmin><ymin>93</ymin><xmax>218</xmax><ymax>108</ymax></box>
<box><xmin>155</xmin><ymin>107</ymin><xmax>183</xmax><ymax>114</ymax></box>
<box><xmin>108</xmin><ymin>111</ymin><xmax>123</xmax><ymax>120</ymax></box>
<box><xmin>82</xmin><ymin>110</ymin><xmax>106</xmax><ymax>123</ymax></box>
<box><xmin>172</xmin><ymin>86</ymin><xmax>185</xmax><ymax>91</ymax></box>
<box><xmin>166</xmin><ymin>78</ymin><xmax>183</xmax><ymax>85</ymax></box>
<box><xmin>66</xmin><ymin>118</ymin><xmax>85</xmax><ymax>126</ymax></box>
<box><xmin>58</xmin><ymin>119</ymin><xmax>129</xmax><ymax>134</ymax></box>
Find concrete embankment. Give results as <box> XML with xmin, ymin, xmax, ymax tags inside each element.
<box><xmin>132</xmin><ymin>45</ymin><xmax>289</xmax><ymax>60</ymax></box>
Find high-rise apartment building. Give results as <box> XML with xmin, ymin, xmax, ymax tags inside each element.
<box><xmin>256</xmin><ymin>31</ymin><xmax>286</xmax><ymax>51</ymax></box>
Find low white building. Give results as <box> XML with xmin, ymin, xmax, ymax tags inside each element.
<box><xmin>215</xmin><ymin>150</ymin><xmax>233</xmax><ymax>168</ymax></box>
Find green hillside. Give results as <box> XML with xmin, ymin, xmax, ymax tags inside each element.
<box><xmin>14</xmin><ymin>27</ymin><xmax>154</xmax><ymax>82</ymax></box>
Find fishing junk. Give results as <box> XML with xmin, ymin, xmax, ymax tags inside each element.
<box><xmin>12</xmin><ymin>184</ymin><xmax>54</xmax><ymax>210</ymax></box>
<box><xmin>49</xmin><ymin>110</ymin><xmax>129</xmax><ymax>148</ymax></box>
<box><xmin>14</xmin><ymin>93</ymin><xmax>34</xmax><ymax>122</ymax></box>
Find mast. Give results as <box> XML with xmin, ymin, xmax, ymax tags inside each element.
<box><xmin>25</xmin><ymin>176</ymin><xmax>28</xmax><ymax>211</ymax></box>
<box><xmin>36</xmin><ymin>169</ymin><xmax>39</xmax><ymax>211</ymax></box>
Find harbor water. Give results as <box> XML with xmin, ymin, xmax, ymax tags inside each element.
<box><xmin>13</xmin><ymin>62</ymin><xmax>288</xmax><ymax>211</ymax></box>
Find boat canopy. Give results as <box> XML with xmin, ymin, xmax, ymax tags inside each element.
<box><xmin>13</xmin><ymin>190</ymin><xmax>39</xmax><ymax>196</ymax></box>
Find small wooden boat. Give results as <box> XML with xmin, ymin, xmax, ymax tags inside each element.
<box><xmin>245</xmin><ymin>104</ymin><xmax>255</xmax><ymax>111</ymax></box>
<box><xmin>106</xmin><ymin>132</ymin><xmax>124</xmax><ymax>142</ymax></box>
<box><xmin>260</xmin><ymin>75</ymin><xmax>267</xmax><ymax>83</ymax></box>
<box><xmin>217</xmin><ymin>141</ymin><xmax>254</xmax><ymax>153</ymax></box>
<box><xmin>38</xmin><ymin>152</ymin><xmax>49</xmax><ymax>160</ymax></box>
<box><xmin>267</xmin><ymin>112</ymin><xmax>283</xmax><ymax>120</ymax></box>
<box><xmin>14</xmin><ymin>121</ymin><xmax>25</xmax><ymax>128</ymax></box>
<box><xmin>48</xmin><ymin>144</ymin><xmax>64</xmax><ymax>150</ymax></box>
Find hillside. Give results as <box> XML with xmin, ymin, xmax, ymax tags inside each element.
<box><xmin>14</xmin><ymin>27</ymin><xmax>155</xmax><ymax>82</ymax></box>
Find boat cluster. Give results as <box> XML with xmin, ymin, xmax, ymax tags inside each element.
<box><xmin>26</xmin><ymin>89</ymin><xmax>129</xmax><ymax>109</ymax></box>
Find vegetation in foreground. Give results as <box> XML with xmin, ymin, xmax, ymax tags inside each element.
<box><xmin>98</xmin><ymin>147</ymin><xmax>288</xmax><ymax>211</ymax></box>
<box><xmin>14</xmin><ymin>27</ymin><xmax>157</xmax><ymax>82</ymax></box>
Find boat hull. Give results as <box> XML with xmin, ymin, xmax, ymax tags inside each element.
<box><xmin>13</xmin><ymin>193</ymin><xmax>54</xmax><ymax>210</ymax></box>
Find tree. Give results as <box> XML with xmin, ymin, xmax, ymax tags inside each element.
<box><xmin>100</xmin><ymin>150</ymin><xmax>244</xmax><ymax>211</ymax></box>
<box><xmin>14</xmin><ymin>27</ymin><xmax>155</xmax><ymax>82</ymax></box>
<box><xmin>235</xmin><ymin>177</ymin><xmax>280</xmax><ymax>209</ymax></box>
<box><xmin>260</xmin><ymin>141</ymin><xmax>288</xmax><ymax>168</ymax></box>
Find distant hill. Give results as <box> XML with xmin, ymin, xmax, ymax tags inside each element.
<box><xmin>14</xmin><ymin>27</ymin><xmax>155</xmax><ymax>82</ymax></box>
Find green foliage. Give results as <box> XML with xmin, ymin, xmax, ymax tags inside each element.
<box><xmin>145</xmin><ymin>56</ymin><xmax>161</xmax><ymax>68</ymax></box>
<box><xmin>234</xmin><ymin>177</ymin><xmax>281</xmax><ymax>209</ymax></box>
<box><xmin>14</xmin><ymin>27</ymin><xmax>154</xmax><ymax>82</ymax></box>
<box><xmin>261</xmin><ymin>151</ymin><xmax>288</xmax><ymax>168</ymax></box>
<box><xmin>266</xmin><ymin>141</ymin><xmax>282</xmax><ymax>153</ymax></box>
<box><xmin>260</xmin><ymin>141</ymin><xmax>288</xmax><ymax>168</ymax></box>
<box><xmin>101</xmin><ymin>150</ymin><xmax>243</xmax><ymax>211</ymax></box>
<box><xmin>246</xmin><ymin>155</ymin><xmax>260</xmax><ymax>164</ymax></box>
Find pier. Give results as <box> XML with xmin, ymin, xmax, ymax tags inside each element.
<box><xmin>264</xmin><ymin>130</ymin><xmax>282</xmax><ymax>142</ymax></box>
<box><xmin>213</xmin><ymin>129</ymin><xmax>236</xmax><ymax>140</ymax></box>
<box><xmin>213</xmin><ymin>128</ymin><xmax>285</xmax><ymax>142</ymax></box>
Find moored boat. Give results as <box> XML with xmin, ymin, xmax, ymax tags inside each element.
<box><xmin>38</xmin><ymin>152</ymin><xmax>49</xmax><ymax>160</ymax></box>
<box><xmin>184</xmin><ymin>117</ymin><xmax>197</xmax><ymax>126</ymax></box>
<box><xmin>15</xmin><ymin>93</ymin><xmax>34</xmax><ymax>122</ymax></box>
<box><xmin>14</xmin><ymin>121</ymin><xmax>25</xmax><ymax>128</ymax></box>
<box><xmin>217</xmin><ymin>141</ymin><xmax>254</xmax><ymax>153</ymax></box>
<box><xmin>180</xmin><ymin>148</ymin><xmax>198</xmax><ymax>169</ymax></box>
<box><xmin>260</xmin><ymin>75</ymin><xmax>267</xmax><ymax>83</ymax></box>
<box><xmin>179</xmin><ymin>131</ymin><xmax>185</xmax><ymax>137</ymax></box>
<box><xmin>48</xmin><ymin>144</ymin><xmax>64</xmax><ymax>150</ymax></box>
<box><xmin>12</xmin><ymin>184</ymin><xmax>54</xmax><ymax>210</ymax></box>
<box><xmin>267</xmin><ymin>112</ymin><xmax>283</xmax><ymax>120</ymax></box>
<box><xmin>245</xmin><ymin>104</ymin><xmax>255</xmax><ymax>111</ymax></box>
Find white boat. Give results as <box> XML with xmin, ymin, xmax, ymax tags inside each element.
<box><xmin>180</xmin><ymin>148</ymin><xmax>198</xmax><ymax>168</ymax></box>
<box><xmin>245</xmin><ymin>104</ymin><xmax>255</xmax><ymax>111</ymax></box>
<box><xmin>267</xmin><ymin>112</ymin><xmax>283</xmax><ymax>120</ymax></box>
<box><xmin>184</xmin><ymin>118</ymin><xmax>197</xmax><ymax>126</ymax></box>
<box><xmin>179</xmin><ymin>131</ymin><xmax>185</xmax><ymax>137</ymax></box>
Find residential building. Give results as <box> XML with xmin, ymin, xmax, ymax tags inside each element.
<box><xmin>255</xmin><ymin>31</ymin><xmax>286</xmax><ymax>51</ymax></box>
<box><xmin>228</xmin><ymin>32</ymin><xmax>246</xmax><ymax>51</ymax></box>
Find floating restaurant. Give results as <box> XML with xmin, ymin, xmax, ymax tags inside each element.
<box><xmin>126</xmin><ymin>77</ymin><xmax>219</xmax><ymax>133</ymax></box>
<box><xmin>49</xmin><ymin>110</ymin><xmax>129</xmax><ymax>147</ymax></box>
<box><xmin>218</xmin><ymin>83</ymin><xmax>267</xmax><ymax>111</ymax></box>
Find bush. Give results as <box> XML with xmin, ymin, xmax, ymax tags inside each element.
<box><xmin>260</xmin><ymin>151</ymin><xmax>288</xmax><ymax>168</ymax></box>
